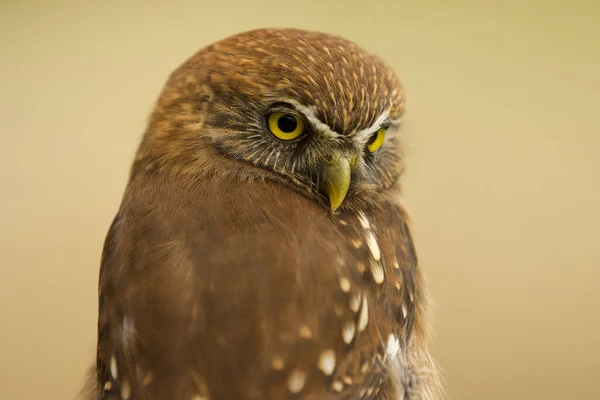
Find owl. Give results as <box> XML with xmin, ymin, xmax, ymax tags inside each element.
<box><xmin>80</xmin><ymin>28</ymin><xmax>441</xmax><ymax>400</ymax></box>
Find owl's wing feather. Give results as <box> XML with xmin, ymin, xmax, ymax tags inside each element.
<box><xmin>89</xmin><ymin>170</ymin><xmax>420</xmax><ymax>400</ymax></box>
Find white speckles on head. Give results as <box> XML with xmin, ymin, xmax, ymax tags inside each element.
<box><xmin>332</xmin><ymin>380</ymin><xmax>344</xmax><ymax>392</ymax></box>
<box><xmin>103</xmin><ymin>382</ymin><xmax>112</xmax><ymax>391</ymax></box>
<box><xmin>386</xmin><ymin>333</ymin><xmax>401</xmax><ymax>360</ymax></box>
<box><xmin>393</xmin><ymin>260</ymin><xmax>400</xmax><ymax>269</ymax></box>
<box><xmin>318</xmin><ymin>349</ymin><xmax>336</xmax><ymax>376</ymax></box>
<box><xmin>110</xmin><ymin>355</ymin><xmax>118</xmax><ymax>379</ymax></box>
<box><xmin>339</xmin><ymin>277</ymin><xmax>351</xmax><ymax>292</ymax></box>
<box><xmin>327</xmin><ymin>82</ymin><xmax>338</xmax><ymax>105</ymax></box>
<box><xmin>369</xmin><ymin>259</ymin><xmax>385</xmax><ymax>284</ymax></box>
<box><xmin>349</xmin><ymin>293</ymin><xmax>362</xmax><ymax>313</ymax></box>
<box><xmin>358</xmin><ymin>295</ymin><xmax>369</xmax><ymax>331</ymax></box>
<box><xmin>287</xmin><ymin>369</ymin><xmax>307</xmax><ymax>393</ymax></box>
<box><xmin>342</xmin><ymin>320</ymin><xmax>356</xmax><ymax>344</ymax></box>
<box><xmin>298</xmin><ymin>324</ymin><xmax>312</xmax><ymax>339</ymax></box>
<box><xmin>365</xmin><ymin>231</ymin><xmax>381</xmax><ymax>261</ymax></box>
<box><xmin>342</xmin><ymin>376</ymin><xmax>353</xmax><ymax>385</ymax></box>
<box><xmin>120</xmin><ymin>379</ymin><xmax>131</xmax><ymax>400</ymax></box>
<box><xmin>401</xmin><ymin>303</ymin><xmax>408</xmax><ymax>319</ymax></box>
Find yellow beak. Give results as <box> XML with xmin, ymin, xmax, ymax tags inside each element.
<box><xmin>325</xmin><ymin>154</ymin><xmax>352</xmax><ymax>211</ymax></box>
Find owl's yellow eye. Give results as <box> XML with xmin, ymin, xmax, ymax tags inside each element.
<box><xmin>268</xmin><ymin>112</ymin><xmax>304</xmax><ymax>140</ymax></box>
<box><xmin>367</xmin><ymin>127</ymin><xmax>386</xmax><ymax>153</ymax></box>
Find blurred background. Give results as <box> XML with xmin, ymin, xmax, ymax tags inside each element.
<box><xmin>1</xmin><ymin>0</ymin><xmax>599</xmax><ymax>399</ymax></box>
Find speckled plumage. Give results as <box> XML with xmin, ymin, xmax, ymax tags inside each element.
<box><xmin>80</xmin><ymin>28</ymin><xmax>442</xmax><ymax>400</ymax></box>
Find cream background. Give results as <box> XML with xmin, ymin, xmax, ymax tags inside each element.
<box><xmin>1</xmin><ymin>0</ymin><xmax>599</xmax><ymax>399</ymax></box>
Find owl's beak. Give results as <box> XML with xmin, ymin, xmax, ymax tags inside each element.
<box><xmin>325</xmin><ymin>154</ymin><xmax>353</xmax><ymax>211</ymax></box>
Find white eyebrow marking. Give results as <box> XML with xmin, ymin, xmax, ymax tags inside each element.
<box><xmin>354</xmin><ymin>110</ymin><xmax>390</xmax><ymax>143</ymax></box>
<box><xmin>284</xmin><ymin>99</ymin><xmax>341</xmax><ymax>138</ymax></box>
<box><xmin>283</xmin><ymin>100</ymin><xmax>391</xmax><ymax>142</ymax></box>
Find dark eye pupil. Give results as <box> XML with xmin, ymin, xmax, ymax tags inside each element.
<box><xmin>277</xmin><ymin>115</ymin><xmax>298</xmax><ymax>133</ymax></box>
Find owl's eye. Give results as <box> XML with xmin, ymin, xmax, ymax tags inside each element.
<box><xmin>268</xmin><ymin>112</ymin><xmax>304</xmax><ymax>140</ymax></box>
<box><xmin>366</xmin><ymin>127</ymin><xmax>386</xmax><ymax>153</ymax></box>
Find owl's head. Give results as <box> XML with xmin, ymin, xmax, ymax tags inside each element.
<box><xmin>139</xmin><ymin>28</ymin><xmax>406</xmax><ymax>211</ymax></box>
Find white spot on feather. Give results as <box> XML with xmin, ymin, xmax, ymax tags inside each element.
<box><xmin>358</xmin><ymin>296</ymin><xmax>369</xmax><ymax>331</ymax></box>
<box><xmin>120</xmin><ymin>379</ymin><xmax>131</xmax><ymax>399</ymax></box>
<box><xmin>355</xmin><ymin>261</ymin><xmax>366</xmax><ymax>273</ymax></box>
<box><xmin>271</xmin><ymin>356</ymin><xmax>285</xmax><ymax>370</ymax></box>
<box><xmin>365</xmin><ymin>231</ymin><xmax>381</xmax><ymax>261</ymax></box>
<box><xmin>110</xmin><ymin>356</ymin><xmax>118</xmax><ymax>379</ymax></box>
<box><xmin>349</xmin><ymin>293</ymin><xmax>361</xmax><ymax>312</ymax></box>
<box><xmin>370</xmin><ymin>259</ymin><xmax>385</xmax><ymax>284</ymax></box>
<box><xmin>357</xmin><ymin>211</ymin><xmax>370</xmax><ymax>229</ymax></box>
<box><xmin>142</xmin><ymin>371</ymin><xmax>153</xmax><ymax>386</ymax></box>
<box><xmin>318</xmin><ymin>349</ymin><xmax>336</xmax><ymax>376</ymax></box>
<box><xmin>298</xmin><ymin>324</ymin><xmax>312</xmax><ymax>339</ymax></box>
<box><xmin>287</xmin><ymin>369</ymin><xmax>307</xmax><ymax>393</ymax></box>
<box><xmin>332</xmin><ymin>380</ymin><xmax>344</xmax><ymax>392</ymax></box>
<box><xmin>361</xmin><ymin>362</ymin><xmax>369</xmax><ymax>373</ymax></box>
<box><xmin>339</xmin><ymin>277</ymin><xmax>351</xmax><ymax>292</ymax></box>
<box><xmin>386</xmin><ymin>333</ymin><xmax>400</xmax><ymax>360</ymax></box>
<box><xmin>342</xmin><ymin>321</ymin><xmax>356</xmax><ymax>344</ymax></box>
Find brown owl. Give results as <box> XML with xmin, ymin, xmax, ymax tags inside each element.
<box><xmin>80</xmin><ymin>28</ymin><xmax>442</xmax><ymax>400</ymax></box>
